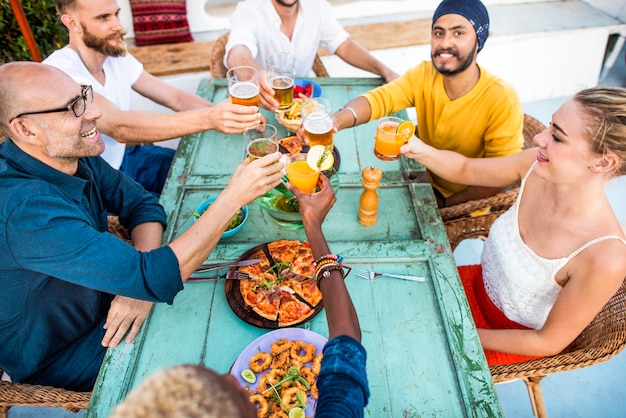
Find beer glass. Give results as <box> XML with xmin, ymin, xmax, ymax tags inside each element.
<box><xmin>266</xmin><ymin>52</ymin><xmax>295</xmax><ymax>110</ymax></box>
<box><xmin>301</xmin><ymin>98</ymin><xmax>334</xmax><ymax>148</ymax></box>
<box><xmin>374</xmin><ymin>116</ymin><xmax>405</xmax><ymax>161</ymax></box>
<box><xmin>227</xmin><ymin>66</ymin><xmax>260</xmax><ymax>107</ymax></box>
<box><xmin>244</xmin><ymin>124</ymin><xmax>279</xmax><ymax>160</ymax></box>
<box><xmin>286</xmin><ymin>153</ymin><xmax>320</xmax><ymax>194</ymax></box>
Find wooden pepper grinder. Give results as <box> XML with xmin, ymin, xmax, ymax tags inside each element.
<box><xmin>358</xmin><ymin>166</ymin><xmax>383</xmax><ymax>226</ymax></box>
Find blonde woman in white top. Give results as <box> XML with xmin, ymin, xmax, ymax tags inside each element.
<box><xmin>401</xmin><ymin>86</ymin><xmax>626</xmax><ymax>365</ymax></box>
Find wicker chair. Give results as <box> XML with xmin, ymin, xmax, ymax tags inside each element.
<box><xmin>210</xmin><ymin>32</ymin><xmax>330</xmax><ymax>78</ymax></box>
<box><xmin>439</xmin><ymin>114</ymin><xmax>546</xmax><ymax>223</ymax></box>
<box><xmin>447</xmin><ymin>214</ymin><xmax>626</xmax><ymax>418</ymax></box>
<box><xmin>0</xmin><ymin>378</ymin><xmax>90</xmax><ymax>417</ymax></box>
<box><xmin>0</xmin><ymin>217</ymin><xmax>132</xmax><ymax>416</ymax></box>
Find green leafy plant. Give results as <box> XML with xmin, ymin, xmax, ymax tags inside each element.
<box><xmin>1</xmin><ymin>0</ymin><xmax>68</xmax><ymax>63</ymax></box>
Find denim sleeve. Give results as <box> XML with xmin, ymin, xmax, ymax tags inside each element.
<box><xmin>315</xmin><ymin>335</ymin><xmax>370</xmax><ymax>418</ymax></box>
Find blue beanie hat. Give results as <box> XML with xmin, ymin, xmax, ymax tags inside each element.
<box><xmin>432</xmin><ymin>0</ymin><xmax>490</xmax><ymax>52</ymax></box>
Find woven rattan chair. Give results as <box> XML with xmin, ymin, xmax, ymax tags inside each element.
<box><xmin>0</xmin><ymin>377</ymin><xmax>90</xmax><ymax>417</ymax></box>
<box><xmin>210</xmin><ymin>32</ymin><xmax>330</xmax><ymax>78</ymax></box>
<box><xmin>447</xmin><ymin>214</ymin><xmax>626</xmax><ymax>418</ymax></box>
<box><xmin>440</xmin><ymin>114</ymin><xmax>546</xmax><ymax>223</ymax></box>
<box><xmin>0</xmin><ymin>217</ymin><xmax>132</xmax><ymax>416</ymax></box>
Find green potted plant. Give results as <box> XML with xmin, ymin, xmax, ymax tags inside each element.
<box><xmin>1</xmin><ymin>0</ymin><xmax>67</xmax><ymax>62</ymax></box>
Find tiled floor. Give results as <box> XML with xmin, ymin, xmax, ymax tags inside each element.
<box><xmin>8</xmin><ymin>30</ymin><xmax>626</xmax><ymax>418</ymax></box>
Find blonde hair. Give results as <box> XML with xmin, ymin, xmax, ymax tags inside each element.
<box><xmin>109</xmin><ymin>365</ymin><xmax>240</xmax><ymax>418</ymax></box>
<box><xmin>574</xmin><ymin>86</ymin><xmax>626</xmax><ymax>176</ymax></box>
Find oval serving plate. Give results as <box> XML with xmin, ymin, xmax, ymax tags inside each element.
<box><xmin>230</xmin><ymin>328</ymin><xmax>327</xmax><ymax>417</ymax></box>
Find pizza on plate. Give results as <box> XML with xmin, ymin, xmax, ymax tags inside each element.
<box><xmin>279</xmin><ymin>135</ymin><xmax>304</xmax><ymax>154</ymax></box>
<box><xmin>236</xmin><ymin>240</ymin><xmax>322</xmax><ymax>327</ymax></box>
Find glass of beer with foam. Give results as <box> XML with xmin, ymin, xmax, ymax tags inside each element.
<box><xmin>266</xmin><ymin>52</ymin><xmax>295</xmax><ymax>110</ymax></box>
<box><xmin>227</xmin><ymin>66</ymin><xmax>260</xmax><ymax>107</ymax></box>
<box><xmin>301</xmin><ymin>98</ymin><xmax>334</xmax><ymax>149</ymax></box>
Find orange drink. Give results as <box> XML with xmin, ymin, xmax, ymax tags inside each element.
<box><xmin>227</xmin><ymin>66</ymin><xmax>260</xmax><ymax>107</ymax></box>
<box><xmin>287</xmin><ymin>153</ymin><xmax>320</xmax><ymax>194</ymax></box>
<box><xmin>374</xmin><ymin>116</ymin><xmax>405</xmax><ymax>161</ymax></box>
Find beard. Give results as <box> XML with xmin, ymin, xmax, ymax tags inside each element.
<box><xmin>432</xmin><ymin>41</ymin><xmax>477</xmax><ymax>77</ymax></box>
<box><xmin>42</xmin><ymin>122</ymin><xmax>105</xmax><ymax>160</ymax></box>
<box><xmin>274</xmin><ymin>0</ymin><xmax>299</xmax><ymax>7</ymax></box>
<box><xmin>82</xmin><ymin>24</ymin><xmax>128</xmax><ymax>57</ymax></box>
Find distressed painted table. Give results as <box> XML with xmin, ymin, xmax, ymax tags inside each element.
<box><xmin>86</xmin><ymin>78</ymin><xmax>502</xmax><ymax>417</ymax></box>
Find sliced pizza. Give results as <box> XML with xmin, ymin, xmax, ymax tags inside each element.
<box><xmin>238</xmin><ymin>248</ymin><xmax>272</xmax><ymax>280</ymax></box>
<box><xmin>283</xmin><ymin>278</ymin><xmax>322</xmax><ymax>308</ymax></box>
<box><xmin>277</xmin><ymin>287</ymin><xmax>314</xmax><ymax>327</ymax></box>
<box><xmin>240</xmin><ymin>281</ymin><xmax>280</xmax><ymax>321</ymax></box>
<box><xmin>279</xmin><ymin>135</ymin><xmax>304</xmax><ymax>154</ymax></box>
<box><xmin>267</xmin><ymin>239</ymin><xmax>301</xmax><ymax>266</ymax></box>
<box><xmin>290</xmin><ymin>241</ymin><xmax>315</xmax><ymax>279</ymax></box>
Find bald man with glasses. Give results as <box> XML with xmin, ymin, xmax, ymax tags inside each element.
<box><xmin>0</xmin><ymin>62</ymin><xmax>284</xmax><ymax>391</ymax></box>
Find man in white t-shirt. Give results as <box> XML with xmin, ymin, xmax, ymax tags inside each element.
<box><xmin>225</xmin><ymin>0</ymin><xmax>399</xmax><ymax>110</ymax></box>
<box><xmin>45</xmin><ymin>0</ymin><xmax>264</xmax><ymax>194</ymax></box>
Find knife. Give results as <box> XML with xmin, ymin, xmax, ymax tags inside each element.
<box><xmin>193</xmin><ymin>259</ymin><xmax>260</xmax><ymax>273</ymax></box>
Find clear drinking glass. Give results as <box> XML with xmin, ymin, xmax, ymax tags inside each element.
<box><xmin>266</xmin><ymin>52</ymin><xmax>295</xmax><ymax>110</ymax></box>
<box><xmin>374</xmin><ymin>116</ymin><xmax>405</xmax><ymax>161</ymax></box>
<box><xmin>301</xmin><ymin>98</ymin><xmax>334</xmax><ymax>149</ymax></box>
<box><xmin>227</xmin><ymin>66</ymin><xmax>260</xmax><ymax>107</ymax></box>
<box><xmin>244</xmin><ymin>124</ymin><xmax>279</xmax><ymax>160</ymax></box>
<box><xmin>286</xmin><ymin>153</ymin><xmax>320</xmax><ymax>194</ymax></box>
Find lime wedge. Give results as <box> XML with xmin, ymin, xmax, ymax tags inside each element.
<box><xmin>306</xmin><ymin>145</ymin><xmax>334</xmax><ymax>171</ymax></box>
<box><xmin>289</xmin><ymin>407</ymin><xmax>305</xmax><ymax>418</ymax></box>
<box><xmin>241</xmin><ymin>369</ymin><xmax>256</xmax><ymax>384</ymax></box>
<box><xmin>396</xmin><ymin>120</ymin><xmax>416</xmax><ymax>142</ymax></box>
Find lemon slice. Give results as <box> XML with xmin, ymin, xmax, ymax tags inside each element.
<box><xmin>396</xmin><ymin>120</ymin><xmax>416</xmax><ymax>142</ymax></box>
<box><xmin>241</xmin><ymin>369</ymin><xmax>256</xmax><ymax>384</ymax></box>
<box><xmin>306</xmin><ymin>145</ymin><xmax>334</xmax><ymax>171</ymax></box>
<box><xmin>288</xmin><ymin>407</ymin><xmax>305</xmax><ymax>418</ymax></box>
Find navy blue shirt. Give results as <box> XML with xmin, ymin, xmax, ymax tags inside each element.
<box><xmin>316</xmin><ymin>335</ymin><xmax>370</xmax><ymax>417</ymax></box>
<box><xmin>0</xmin><ymin>139</ymin><xmax>183</xmax><ymax>390</ymax></box>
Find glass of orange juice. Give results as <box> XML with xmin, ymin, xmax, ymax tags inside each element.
<box><xmin>286</xmin><ymin>153</ymin><xmax>320</xmax><ymax>194</ymax></box>
<box><xmin>374</xmin><ymin>116</ymin><xmax>407</xmax><ymax>161</ymax></box>
<box><xmin>227</xmin><ymin>66</ymin><xmax>260</xmax><ymax>107</ymax></box>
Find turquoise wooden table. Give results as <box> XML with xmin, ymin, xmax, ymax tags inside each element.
<box><xmin>86</xmin><ymin>78</ymin><xmax>502</xmax><ymax>417</ymax></box>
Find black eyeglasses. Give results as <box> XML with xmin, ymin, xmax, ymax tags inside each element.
<box><xmin>9</xmin><ymin>85</ymin><xmax>93</xmax><ymax>123</ymax></box>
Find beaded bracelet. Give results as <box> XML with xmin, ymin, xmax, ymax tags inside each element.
<box><xmin>312</xmin><ymin>259</ymin><xmax>340</xmax><ymax>279</ymax></box>
<box><xmin>312</xmin><ymin>253</ymin><xmax>343</xmax><ymax>269</ymax></box>
<box><xmin>315</xmin><ymin>264</ymin><xmax>345</xmax><ymax>288</ymax></box>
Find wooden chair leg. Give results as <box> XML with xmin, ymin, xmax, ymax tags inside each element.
<box><xmin>523</xmin><ymin>376</ymin><xmax>548</xmax><ymax>418</ymax></box>
<box><xmin>0</xmin><ymin>405</ymin><xmax>9</xmax><ymax>418</ymax></box>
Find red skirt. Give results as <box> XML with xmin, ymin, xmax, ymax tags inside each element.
<box><xmin>458</xmin><ymin>265</ymin><xmax>542</xmax><ymax>366</ymax></box>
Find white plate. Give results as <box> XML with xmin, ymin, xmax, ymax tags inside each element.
<box><xmin>230</xmin><ymin>328</ymin><xmax>327</xmax><ymax>416</ymax></box>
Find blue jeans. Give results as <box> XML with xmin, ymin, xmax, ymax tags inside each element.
<box><xmin>120</xmin><ymin>145</ymin><xmax>175</xmax><ymax>195</ymax></box>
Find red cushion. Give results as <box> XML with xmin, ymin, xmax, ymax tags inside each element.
<box><xmin>129</xmin><ymin>0</ymin><xmax>193</xmax><ymax>46</ymax></box>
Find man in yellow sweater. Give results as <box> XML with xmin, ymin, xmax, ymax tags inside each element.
<box><xmin>335</xmin><ymin>0</ymin><xmax>524</xmax><ymax>207</ymax></box>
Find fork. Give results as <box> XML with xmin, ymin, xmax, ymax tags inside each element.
<box><xmin>354</xmin><ymin>267</ymin><xmax>425</xmax><ymax>282</ymax></box>
<box><xmin>188</xmin><ymin>270</ymin><xmax>251</xmax><ymax>282</ymax></box>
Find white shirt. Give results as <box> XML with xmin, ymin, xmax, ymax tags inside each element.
<box><xmin>481</xmin><ymin>162</ymin><xmax>626</xmax><ymax>329</ymax></box>
<box><xmin>44</xmin><ymin>47</ymin><xmax>144</xmax><ymax>169</ymax></box>
<box><xmin>225</xmin><ymin>0</ymin><xmax>349</xmax><ymax>77</ymax></box>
